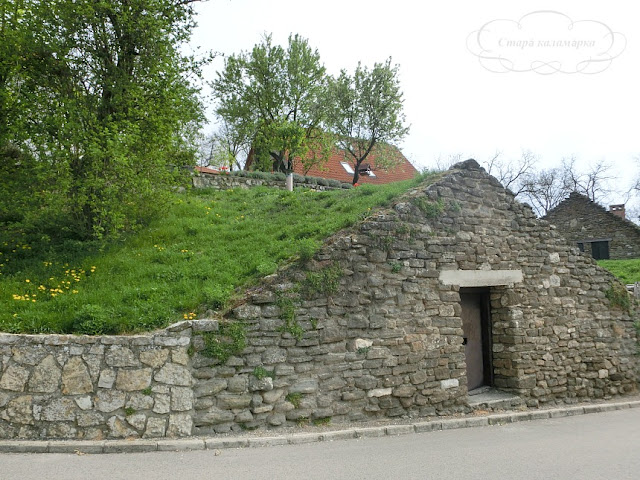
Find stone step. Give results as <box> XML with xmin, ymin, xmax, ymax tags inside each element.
<box><xmin>468</xmin><ymin>388</ymin><xmax>524</xmax><ymax>410</ymax></box>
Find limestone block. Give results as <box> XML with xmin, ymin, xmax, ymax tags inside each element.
<box><xmin>153</xmin><ymin>394</ymin><xmax>171</xmax><ymax>414</ymax></box>
<box><xmin>354</xmin><ymin>376</ymin><xmax>378</xmax><ymax>390</ymax></box>
<box><xmin>167</xmin><ymin>413</ymin><xmax>193</xmax><ymax>437</ymax></box>
<box><xmin>367</xmin><ymin>388</ymin><xmax>392</xmax><ymax>398</ymax></box>
<box><xmin>77</xmin><ymin>411</ymin><xmax>104</xmax><ymax>427</ymax></box>
<box><xmin>267</xmin><ymin>413</ymin><xmax>286</xmax><ymax>426</ymax></box>
<box><xmin>1</xmin><ymin>395</ymin><xmax>34</xmax><ymax>424</ymax></box>
<box><xmin>0</xmin><ymin>364</ymin><xmax>30</xmax><ymax>392</ymax></box>
<box><xmin>11</xmin><ymin>345</ymin><xmax>47</xmax><ymax>366</ymax></box>
<box><xmin>144</xmin><ymin>417</ymin><xmax>167</xmax><ymax>437</ymax></box>
<box><xmin>171</xmin><ymin>387</ymin><xmax>194</xmax><ymax>411</ymax></box>
<box><xmin>126</xmin><ymin>392</ymin><xmax>154</xmax><ymax>410</ymax></box>
<box><xmin>393</xmin><ymin>385</ymin><xmax>417</xmax><ymax>397</ymax></box>
<box><xmin>115</xmin><ymin>368</ymin><xmax>152</xmax><ymax>391</ymax></box>
<box><xmin>74</xmin><ymin>395</ymin><xmax>93</xmax><ymax>410</ymax></box>
<box><xmin>172</xmin><ymin>349</ymin><xmax>190</xmax><ymax>366</ymax></box>
<box><xmin>227</xmin><ymin>375</ymin><xmax>248</xmax><ymax>393</ymax></box>
<box><xmin>217</xmin><ymin>393</ymin><xmax>252</xmax><ymax>409</ymax></box>
<box><xmin>126</xmin><ymin>412</ymin><xmax>147</xmax><ymax>431</ymax></box>
<box><xmin>105</xmin><ymin>346</ymin><xmax>139</xmax><ymax>367</ymax></box>
<box><xmin>194</xmin><ymin>407</ymin><xmax>234</xmax><ymax>425</ymax></box>
<box><xmin>193</xmin><ymin>378</ymin><xmax>227</xmax><ymax>397</ymax></box>
<box><xmin>440</xmin><ymin>378</ymin><xmax>459</xmax><ymax>389</ymax></box>
<box><xmin>26</xmin><ymin>355</ymin><xmax>60</xmax><ymax>393</ymax></box>
<box><xmin>234</xmin><ymin>411</ymin><xmax>255</xmax><ymax>426</ymax></box>
<box><xmin>107</xmin><ymin>415</ymin><xmax>138</xmax><ymax>438</ymax></box>
<box><xmin>262</xmin><ymin>389</ymin><xmax>284</xmax><ymax>404</ymax></box>
<box><xmin>154</xmin><ymin>363</ymin><xmax>191</xmax><ymax>386</ymax></box>
<box><xmin>261</xmin><ymin>348</ymin><xmax>287</xmax><ymax>364</ymax></box>
<box><xmin>249</xmin><ymin>376</ymin><xmax>273</xmax><ymax>392</ymax></box>
<box><xmin>61</xmin><ymin>357</ymin><xmax>93</xmax><ymax>395</ymax></box>
<box><xmin>289</xmin><ymin>379</ymin><xmax>318</xmax><ymax>394</ymax></box>
<box><xmin>140</xmin><ymin>349</ymin><xmax>170</xmax><ymax>368</ymax></box>
<box><xmin>83</xmin><ymin>355</ymin><xmax>102</xmax><ymax>383</ymax></box>
<box><xmin>95</xmin><ymin>390</ymin><xmax>126</xmax><ymax>413</ymax></box>
<box><xmin>41</xmin><ymin>398</ymin><xmax>76</xmax><ymax>422</ymax></box>
<box><xmin>354</xmin><ymin>338</ymin><xmax>373</xmax><ymax>350</ymax></box>
<box><xmin>47</xmin><ymin>423</ymin><xmax>77</xmax><ymax>439</ymax></box>
<box><xmin>98</xmin><ymin>369</ymin><xmax>116</xmax><ymax>389</ymax></box>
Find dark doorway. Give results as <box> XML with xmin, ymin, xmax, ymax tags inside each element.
<box><xmin>460</xmin><ymin>288</ymin><xmax>493</xmax><ymax>391</ymax></box>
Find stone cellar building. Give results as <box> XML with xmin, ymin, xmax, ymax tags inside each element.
<box><xmin>544</xmin><ymin>191</ymin><xmax>640</xmax><ymax>260</ymax></box>
<box><xmin>0</xmin><ymin>159</ymin><xmax>637</xmax><ymax>439</ymax></box>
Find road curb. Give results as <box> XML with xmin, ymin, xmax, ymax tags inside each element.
<box><xmin>1</xmin><ymin>400</ymin><xmax>639</xmax><ymax>454</ymax></box>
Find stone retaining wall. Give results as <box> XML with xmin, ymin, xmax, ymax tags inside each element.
<box><xmin>192</xmin><ymin>172</ymin><xmax>347</xmax><ymax>191</ymax></box>
<box><xmin>0</xmin><ymin>323</ymin><xmax>196</xmax><ymax>439</ymax></box>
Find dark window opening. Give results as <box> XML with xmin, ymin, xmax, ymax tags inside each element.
<box><xmin>591</xmin><ymin>241</ymin><xmax>610</xmax><ymax>260</ymax></box>
<box><xmin>577</xmin><ymin>242</ymin><xmax>584</xmax><ymax>252</ymax></box>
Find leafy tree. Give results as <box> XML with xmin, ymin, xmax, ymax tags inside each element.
<box><xmin>212</xmin><ymin>34</ymin><xmax>331</xmax><ymax>174</ymax></box>
<box><xmin>327</xmin><ymin>58</ymin><xmax>409</xmax><ymax>184</ymax></box>
<box><xmin>0</xmin><ymin>0</ymin><xmax>205</xmax><ymax>239</ymax></box>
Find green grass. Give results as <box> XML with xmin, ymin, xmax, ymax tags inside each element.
<box><xmin>598</xmin><ymin>259</ymin><xmax>640</xmax><ymax>285</ymax></box>
<box><xmin>0</xmin><ymin>176</ymin><xmax>431</xmax><ymax>334</ymax></box>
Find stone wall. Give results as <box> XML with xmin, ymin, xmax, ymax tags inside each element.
<box><xmin>0</xmin><ymin>322</ymin><xmax>197</xmax><ymax>439</ymax></box>
<box><xmin>544</xmin><ymin>192</ymin><xmax>640</xmax><ymax>259</ymax></box>
<box><xmin>192</xmin><ymin>172</ymin><xmax>347</xmax><ymax>191</ymax></box>
<box><xmin>1</xmin><ymin>160</ymin><xmax>637</xmax><ymax>440</ymax></box>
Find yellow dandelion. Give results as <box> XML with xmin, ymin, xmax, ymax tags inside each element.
<box><xmin>25</xmin><ymin>279</ymin><xmax>30</xmax><ymax>283</ymax></box>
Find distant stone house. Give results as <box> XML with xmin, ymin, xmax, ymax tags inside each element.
<box><xmin>0</xmin><ymin>160</ymin><xmax>636</xmax><ymax>440</ymax></box>
<box><xmin>544</xmin><ymin>192</ymin><xmax>640</xmax><ymax>260</ymax></box>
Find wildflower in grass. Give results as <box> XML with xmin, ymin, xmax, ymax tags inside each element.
<box><xmin>25</xmin><ymin>279</ymin><xmax>30</xmax><ymax>283</ymax></box>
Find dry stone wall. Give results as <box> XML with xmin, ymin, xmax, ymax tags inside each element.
<box><xmin>0</xmin><ymin>160</ymin><xmax>637</xmax><ymax>440</ymax></box>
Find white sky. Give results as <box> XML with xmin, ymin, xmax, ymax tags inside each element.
<box><xmin>189</xmin><ymin>0</ymin><xmax>639</xmax><ymax>206</ymax></box>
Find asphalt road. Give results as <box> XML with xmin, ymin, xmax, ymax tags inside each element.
<box><xmin>1</xmin><ymin>408</ymin><xmax>639</xmax><ymax>480</ymax></box>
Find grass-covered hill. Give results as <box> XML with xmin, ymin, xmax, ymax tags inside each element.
<box><xmin>597</xmin><ymin>259</ymin><xmax>640</xmax><ymax>285</ymax></box>
<box><xmin>0</xmin><ymin>177</ymin><xmax>430</xmax><ymax>335</ymax></box>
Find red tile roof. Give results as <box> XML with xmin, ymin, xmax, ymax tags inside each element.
<box><xmin>293</xmin><ymin>147</ymin><xmax>418</xmax><ymax>185</ymax></box>
<box><xmin>195</xmin><ymin>166</ymin><xmax>221</xmax><ymax>174</ymax></box>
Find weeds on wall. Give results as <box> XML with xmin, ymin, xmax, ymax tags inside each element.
<box><xmin>252</xmin><ymin>366</ymin><xmax>275</xmax><ymax>380</ymax></box>
<box><xmin>303</xmin><ymin>264</ymin><xmax>343</xmax><ymax>299</ymax></box>
<box><xmin>285</xmin><ymin>392</ymin><xmax>302</xmax><ymax>408</ymax></box>
<box><xmin>276</xmin><ymin>293</ymin><xmax>304</xmax><ymax>340</ymax></box>
<box><xmin>411</xmin><ymin>197</ymin><xmax>445</xmax><ymax>218</ymax></box>
<box><xmin>605</xmin><ymin>282</ymin><xmax>631</xmax><ymax>312</ymax></box>
<box><xmin>198</xmin><ymin>321</ymin><xmax>247</xmax><ymax>363</ymax></box>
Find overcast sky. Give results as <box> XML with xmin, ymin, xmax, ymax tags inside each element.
<box><xmin>189</xmin><ymin>0</ymin><xmax>638</xmax><ymax>206</ymax></box>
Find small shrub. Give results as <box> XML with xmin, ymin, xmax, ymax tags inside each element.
<box><xmin>312</xmin><ymin>417</ymin><xmax>331</xmax><ymax>426</ymax></box>
<box><xmin>356</xmin><ymin>346</ymin><xmax>371</xmax><ymax>355</ymax></box>
<box><xmin>389</xmin><ymin>261</ymin><xmax>403</xmax><ymax>273</ymax></box>
<box><xmin>124</xmin><ymin>407</ymin><xmax>136</xmax><ymax>416</ymax></box>
<box><xmin>297</xmin><ymin>238</ymin><xmax>319</xmax><ymax>264</ymax></box>
<box><xmin>605</xmin><ymin>282</ymin><xmax>631</xmax><ymax>312</ymax></box>
<box><xmin>252</xmin><ymin>366</ymin><xmax>275</xmax><ymax>380</ymax></box>
<box><xmin>286</xmin><ymin>392</ymin><xmax>302</xmax><ymax>408</ymax></box>
<box><xmin>70</xmin><ymin>304</ymin><xmax>117</xmax><ymax>335</ymax></box>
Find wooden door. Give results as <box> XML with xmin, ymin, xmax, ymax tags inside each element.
<box><xmin>460</xmin><ymin>290</ymin><xmax>492</xmax><ymax>391</ymax></box>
